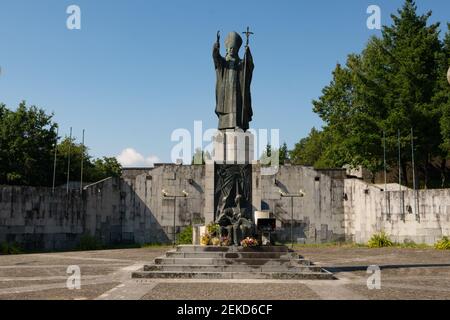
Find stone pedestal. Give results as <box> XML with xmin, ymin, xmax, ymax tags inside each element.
<box><xmin>204</xmin><ymin>130</ymin><xmax>260</xmax><ymax>225</ymax></box>
<box><xmin>210</xmin><ymin>130</ymin><xmax>254</xmax><ymax>165</ymax></box>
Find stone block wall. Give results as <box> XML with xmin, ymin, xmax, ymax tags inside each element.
<box><xmin>260</xmin><ymin>166</ymin><xmax>346</xmax><ymax>243</ymax></box>
<box><xmin>0</xmin><ymin>164</ymin><xmax>449</xmax><ymax>250</ymax></box>
<box><xmin>344</xmin><ymin>179</ymin><xmax>450</xmax><ymax>244</ymax></box>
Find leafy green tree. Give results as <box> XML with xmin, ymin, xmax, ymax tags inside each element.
<box><xmin>432</xmin><ymin>24</ymin><xmax>450</xmax><ymax>186</ymax></box>
<box><xmin>55</xmin><ymin>137</ymin><xmax>122</xmax><ymax>185</ymax></box>
<box><xmin>260</xmin><ymin>143</ymin><xmax>288</xmax><ymax>166</ymax></box>
<box><xmin>0</xmin><ymin>102</ymin><xmax>122</xmax><ymax>187</ymax></box>
<box><xmin>0</xmin><ymin>101</ymin><xmax>57</xmax><ymax>186</ymax></box>
<box><xmin>290</xmin><ymin>128</ymin><xmax>327</xmax><ymax>167</ymax></box>
<box><xmin>91</xmin><ymin>157</ymin><xmax>122</xmax><ymax>180</ymax></box>
<box><xmin>309</xmin><ymin>0</ymin><xmax>447</xmax><ymax>186</ymax></box>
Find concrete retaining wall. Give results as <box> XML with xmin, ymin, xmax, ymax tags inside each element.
<box><xmin>0</xmin><ymin>164</ymin><xmax>449</xmax><ymax>250</ymax></box>
<box><xmin>344</xmin><ymin>179</ymin><xmax>450</xmax><ymax>244</ymax></box>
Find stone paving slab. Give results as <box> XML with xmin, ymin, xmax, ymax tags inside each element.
<box><xmin>0</xmin><ymin>247</ymin><xmax>449</xmax><ymax>300</ymax></box>
<box><xmin>141</xmin><ymin>283</ymin><xmax>319</xmax><ymax>300</ymax></box>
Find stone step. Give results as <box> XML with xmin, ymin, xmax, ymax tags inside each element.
<box><xmin>143</xmin><ymin>264</ymin><xmax>324</xmax><ymax>273</ymax></box>
<box><xmin>132</xmin><ymin>271</ymin><xmax>334</xmax><ymax>280</ymax></box>
<box><xmin>154</xmin><ymin>257</ymin><xmax>312</xmax><ymax>266</ymax></box>
<box><xmin>166</xmin><ymin>251</ymin><xmax>299</xmax><ymax>259</ymax></box>
<box><xmin>176</xmin><ymin>245</ymin><xmax>292</xmax><ymax>253</ymax></box>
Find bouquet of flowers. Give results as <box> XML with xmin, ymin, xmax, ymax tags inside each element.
<box><xmin>211</xmin><ymin>237</ymin><xmax>221</xmax><ymax>246</ymax></box>
<box><xmin>240</xmin><ymin>237</ymin><xmax>259</xmax><ymax>248</ymax></box>
<box><xmin>200</xmin><ymin>234</ymin><xmax>211</xmax><ymax>246</ymax></box>
<box><xmin>206</xmin><ymin>223</ymin><xmax>220</xmax><ymax>237</ymax></box>
<box><xmin>220</xmin><ymin>236</ymin><xmax>231</xmax><ymax>247</ymax></box>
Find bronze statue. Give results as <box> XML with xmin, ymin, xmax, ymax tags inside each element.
<box><xmin>215</xmin><ymin>194</ymin><xmax>253</xmax><ymax>246</ymax></box>
<box><xmin>213</xmin><ymin>29</ymin><xmax>254</xmax><ymax>132</ymax></box>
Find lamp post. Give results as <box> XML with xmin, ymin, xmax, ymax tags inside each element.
<box><xmin>279</xmin><ymin>189</ymin><xmax>305</xmax><ymax>248</ymax></box>
<box><xmin>162</xmin><ymin>189</ymin><xmax>189</xmax><ymax>247</ymax></box>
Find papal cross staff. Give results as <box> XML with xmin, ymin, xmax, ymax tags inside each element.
<box><xmin>241</xmin><ymin>26</ymin><xmax>254</xmax><ymax>129</ymax></box>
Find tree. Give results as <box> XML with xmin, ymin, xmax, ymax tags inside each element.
<box><xmin>55</xmin><ymin>137</ymin><xmax>122</xmax><ymax>185</ymax></box>
<box><xmin>0</xmin><ymin>102</ymin><xmax>122</xmax><ymax>187</ymax></box>
<box><xmin>191</xmin><ymin>148</ymin><xmax>211</xmax><ymax>165</ymax></box>
<box><xmin>0</xmin><ymin>101</ymin><xmax>57</xmax><ymax>186</ymax></box>
<box><xmin>432</xmin><ymin>23</ymin><xmax>450</xmax><ymax>186</ymax></box>
<box><xmin>279</xmin><ymin>142</ymin><xmax>289</xmax><ymax>165</ymax></box>
<box><xmin>290</xmin><ymin>128</ymin><xmax>327</xmax><ymax>167</ymax></box>
<box><xmin>260</xmin><ymin>143</ymin><xmax>289</xmax><ymax>166</ymax></box>
<box><xmin>309</xmin><ymin>0</ymin><xmax>447</xmax><ymax>186</ymax></box>
<box><xmin>91</xmin><ymin>157</ymin><xmax>122</xmax><ymax>181</ymax></box>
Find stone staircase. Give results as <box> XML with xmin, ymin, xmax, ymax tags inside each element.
<box><xmin>132</xmin><ymin>245</ymin><xmax>333</xmax><ymax>280</ymax></box>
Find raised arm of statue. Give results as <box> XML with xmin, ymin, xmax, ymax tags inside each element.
<box><xmin>213</xmin><ymin>42</ymin><xmax>224</xmax><ymax>70</ymax></box>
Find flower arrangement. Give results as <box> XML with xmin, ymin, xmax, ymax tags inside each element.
<box><xmin>220</xmin><ymin>236</ymin><xmax>231</xmax><ymax>247</ymax></box>
<box><xmin>206</xmin><ymin>223</ymin><xmax>220</xmax><ymax>237</ymax></box>
<box><xmin>211</xmin><ymin>237</ymin><xmax>221</xmax><ymax>246</ymax></box>
<box><xmin>240</xmin><ymin>237</ymin><xmax>259</xmax><ymax>248</ymax></box>
<box><xmin>200</xmin><ymin>233</ymin><xmax>211</xmax><ymax>246</ymax></box>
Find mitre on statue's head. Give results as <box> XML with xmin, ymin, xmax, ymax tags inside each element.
<box><xmin>224</xmin><ymin>31</ymin><xmax>243</xmax><ymax>51</ymax></box>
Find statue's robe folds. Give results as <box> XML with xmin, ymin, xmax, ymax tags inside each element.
<box><xmin>213</xmin><ymin>45</ymin><xmax>254</xmax><ymax>131</ymax></box>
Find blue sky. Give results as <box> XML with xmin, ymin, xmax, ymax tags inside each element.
<box><xmin>0</xmin><ymin>0</ymin><xmax>449</xmax><ymax>165</ymax></box>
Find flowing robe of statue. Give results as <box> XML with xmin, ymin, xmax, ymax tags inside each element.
<box><xmin>213</xmin><ymin>43</ymin><xmax>254</xmax><ymax>131</ymax></box>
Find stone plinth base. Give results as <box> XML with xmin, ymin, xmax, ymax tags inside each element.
<box><xmin>208</xmin><ymin>130</ymin><xmax>254</xmax><ymax>165</ymax></box>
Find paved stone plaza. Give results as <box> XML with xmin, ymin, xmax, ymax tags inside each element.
<box><xmin>0</xmin><ymin>246</ymin><xmax>449</xmax><ymax>300</ymax></box>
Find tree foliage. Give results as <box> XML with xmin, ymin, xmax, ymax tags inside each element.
<box><xmin>299</xmin><ymin>0</ymin><xmax>449</xmax><ymax>187</ymax></box>
<box><xmin>0</xmin><ymin>102</ymin><xmax>122</xmax><ymax>187</ymax></box>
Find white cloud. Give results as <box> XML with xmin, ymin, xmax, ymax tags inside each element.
<box><xmin>116</xmin><ymin>148</ymin><xmax>160</xmax><ymax>167</ymax></box>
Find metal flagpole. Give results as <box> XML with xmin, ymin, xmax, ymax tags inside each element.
<box><xmin>383</xmin><ymin>131</ymin><xmax>388</xmax><ymax>214</ymax></box>
<box><xmin>80</xmin><ymin>129</ymin><xmax>85</xmax><ymax>194</ymax></box>
<box><xmin>411</xmin><ymin>127</ymin><xmax>418</xmax><ymax>219</ymax></box>
<box><xmin>52</xmin><ymin>127</ymin><xmax>59</xmax><ymax>194</ymax></box>
<box><xmin>66</xmin><ymin>127</ymin><xmax>72</xmax><ymax>195</ymax></box>
<box><xmin>398</xmin><ymin>129</ymin><xmax>402</xmax><ymax>216</ymax></box>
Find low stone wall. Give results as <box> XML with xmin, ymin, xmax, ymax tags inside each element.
<box><xmin>344</xmin><ymin>179</ymin><xmax>450</xmax><ymax>244</ymax></box>
<box><xmin>0</xmin><ymin>165</ymin><xmax>449</xmax><ymax>250</ymax></box>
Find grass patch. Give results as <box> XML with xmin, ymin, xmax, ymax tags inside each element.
<box><xmin>368</xmin><ymin>232</ymin><xmax>393</xmax><ymax>248</ymax></box>
<box><xmin>0</xmin><ymin>242</ymin><xmax>23</xmax><ymax>255</ymax></box>
<box><xmin>435</xmin><ymin>237</ymin><xmax>450</xmax><ymax>250</ymax></box>
<box><xmin>177</xmin><ymin>226</ymin><xmax>193</xmax><ymax>245</ymax></box>
<box><xmin>76</xmin><ymin>235</ymin><xmax>103</xmax><ymax>251</ymax></box>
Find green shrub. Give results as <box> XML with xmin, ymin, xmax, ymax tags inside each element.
<box><xmin>77</xmin><ymin>235</ymin><xmax>103</xmax><ymax>251</ymax></box>
<box><xmin>0</xmin><ymin>242</ymin><xmax>23</xmax><ymax>255</ymax></box>
<box><xmin>435</xmin><ymin>237</ymin><xmax>450</xmax><ymax>250</ymax></box>
<box><xmin>368</xmin><ymin>232</ymin><xmax>393</xmax><ymax>248</ymax></box>
<box><xmin>177</xmin><ymin>226</ymin><xmax>193</xmax><ymax>245</ymax></box>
